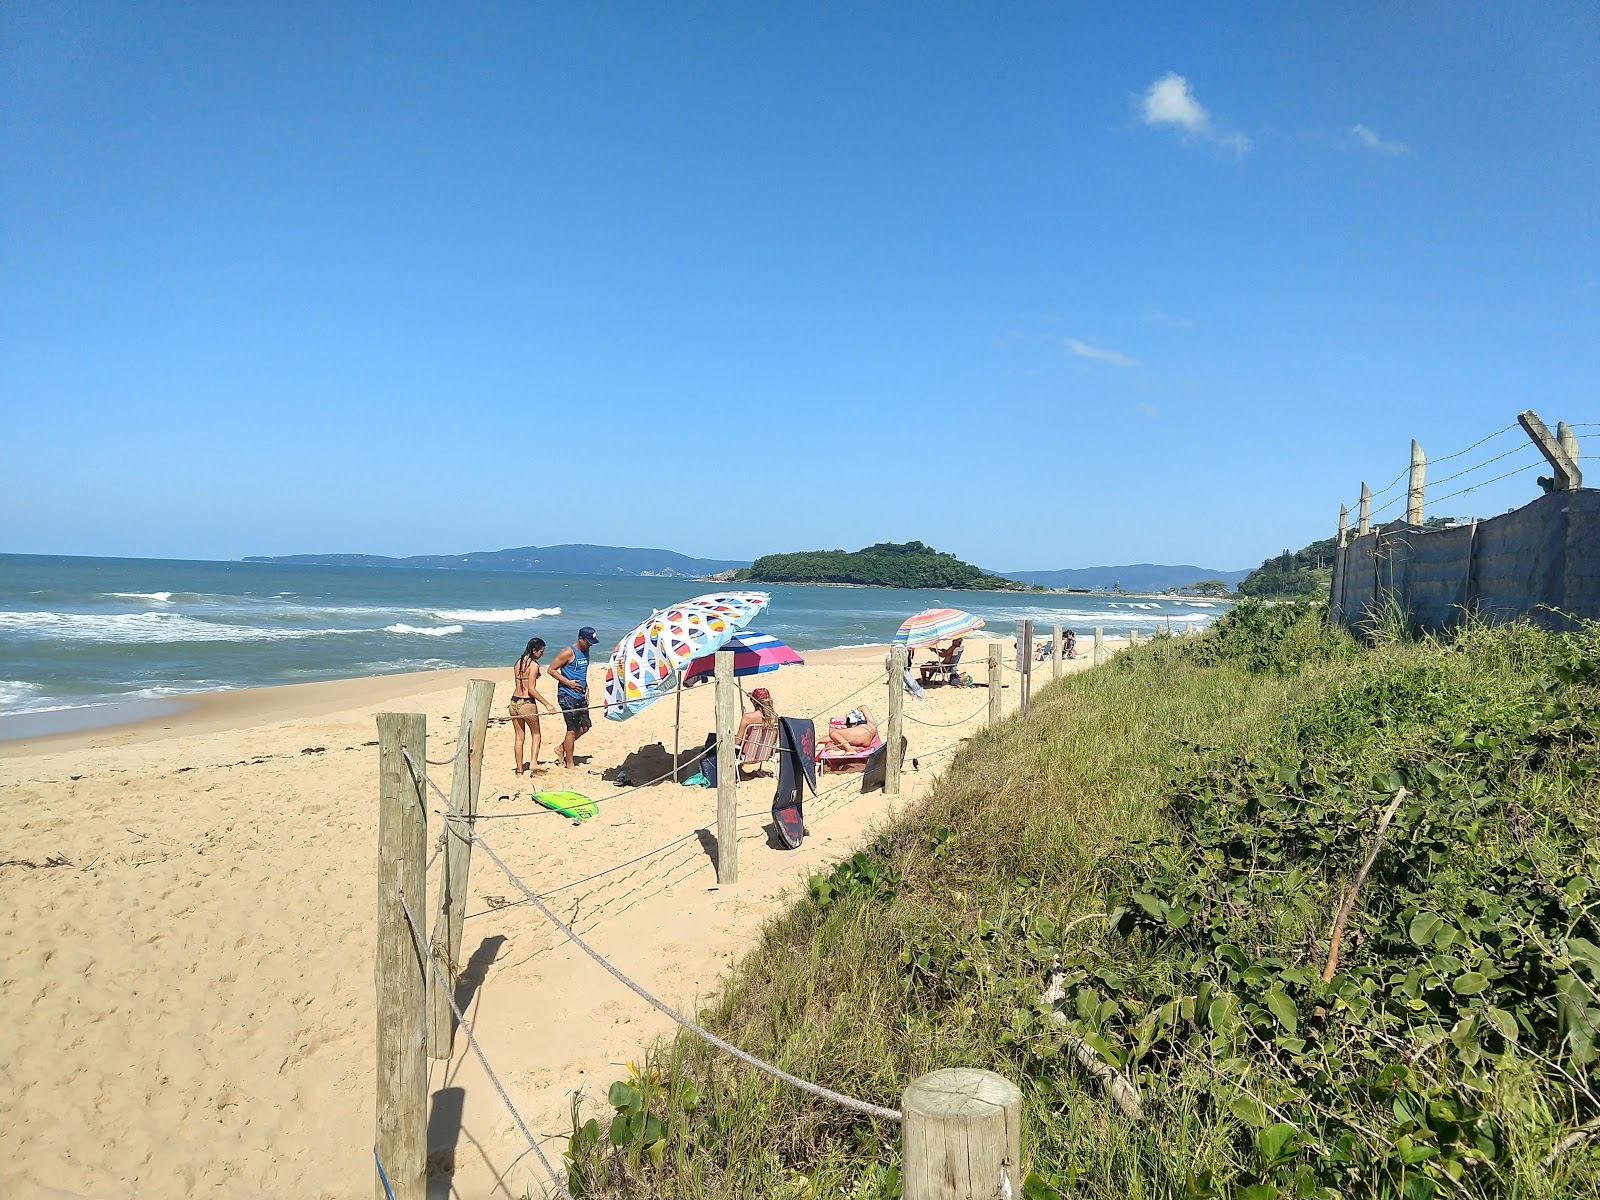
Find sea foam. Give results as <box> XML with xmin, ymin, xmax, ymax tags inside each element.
<box><xmin>429</xmin><ymin>607</ymin><xmax>561</xmax><ymax>622</ymax></box>
<box><xmin>384</xmin><ymin>623</ymin><xmax>464</xmax><ymax>637</ymax></box>
<box><xmin>0</xmin><ymin>611</ymin><xmax>369</xmax><ymax>644</ymax></box>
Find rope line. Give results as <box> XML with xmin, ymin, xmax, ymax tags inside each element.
<box><xmin>424</xmin><ymin>720</ymin><xmax>474</xmax><ymax>767</ymax></box>
<box><xmin>397</xmin><ymin>894</ymin><xmax>575</xmax><ymax>1200</ymax></box>
<box><xmin>402</xmin><ymin>748</ymin><xmax>902</xmax><ymax>1124</ymax></box>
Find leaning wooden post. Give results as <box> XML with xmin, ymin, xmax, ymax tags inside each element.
<box><xmin>428</xmin><ymin>678</ymin><xmax>494</xmax><ymax>1059</ymax></box>
<box><xmin>987</xmin><ymin>643</ymin><xmax>1002</xmax><ymax>726</ymax></box>
<box><xmin>1050</xmin><ymin>624</ymin><xmax>1063</xmax><ymax>681</ymax></box>
<box><xmin>1358</xmin><ymin>483</ymin><xmax>1371</xmax><ymax>536</ymax></box>
<box><xmin>376</xmin><ymin>713</ymin><xmax>428</xmax><ymax>1200</ymax></box>
<box><xmin>714</xmin><ymin>650</ymin><xmax>738</xmax><ymax>885</ymax></box>
<box><xmin>1407</xmin><ymin>440</ymin><xmax>1426</xmax><ymax>525</ymax></box>
<box><xmin>886</xmin><ymin>644</ymin><xmax>905</xmax><ymax>796</ymax></box>
<box><xmin>1092</xmin><ymin>626</ymin><xmax>1104</xmax><ymax>667</ymax></box>
<box><xmin>1016</xmin><ymin>619</ymin><xmax>1033</xmax><ymax>718</ymax></box>
<box><xmin>902</xmin><ymin>1069</ymin><xmax>1023</xmax><ymax>1200</ymax></box>
<box><xmin>1519</xmin><ymin>409</ymin><xmax>1583</xmax><ymax>490</ymax></box>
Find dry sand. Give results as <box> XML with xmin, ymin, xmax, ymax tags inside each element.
<box><xmin>0</xmin><ymin>639</ymin><xmax>1111</xmax><ymax>1199</ymax></box>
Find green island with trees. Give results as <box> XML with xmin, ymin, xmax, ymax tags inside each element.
<box><xmin>735</xmin><ymin>540</ymin><xmax>1029</xmax><ymax>590</ymax></box>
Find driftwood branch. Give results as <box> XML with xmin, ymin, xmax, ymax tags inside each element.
<box><xmin>1543</xmin><ymin>1114</ymin><xmax>1600</xmax><ymax>1169</ymax></box>
<box><xmin>1322</xmin><ymin>787</ymin><xmax>1408</xmax><ymax>982</ymax></box>
<box><xmin>1043</xmin><ymin>962</ymin><xmax>1145</xmax><ymax>1120</ymax></box>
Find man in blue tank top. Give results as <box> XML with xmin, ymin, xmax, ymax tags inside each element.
<box><xmin>547</xmin><ymin>626</ymin><xmax>598</xmax><ymax>768</ymax></box>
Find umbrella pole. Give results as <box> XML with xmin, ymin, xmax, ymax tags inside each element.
<box><xmin>674</xmin><ymin>671</ymin><xmax>682</xmax><ymax>783</ymax></box>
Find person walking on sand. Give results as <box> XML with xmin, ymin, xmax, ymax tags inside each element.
<box><xmin>548</xmin><ymin>626</ymin><xmax>599</xmax><ymax>768</ymax></box>
<box><xmin>509</xmin><ymin>637</ymin><xmax>556</xmax><ymax>775</ymax></box>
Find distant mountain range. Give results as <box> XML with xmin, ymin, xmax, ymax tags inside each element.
<box><xmin>244</xmin><ymin>543</ymin><xmax>748</xmax><ymax>578</ymax></box>
<box><xmin>244</xmin><ymin>543</ymin><xmax>1247</xmax><ymax>591</ymax></box>
<box><xmin>1001</xmin><ymin>564</ymin><xmax>1250</xmax><ymax>592</ymax></box>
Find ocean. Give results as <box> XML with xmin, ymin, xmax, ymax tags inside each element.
<box><xmin>0</xmin><ymin>553</ymin><xmax>1229</xmax><ymax>736</ymax></box>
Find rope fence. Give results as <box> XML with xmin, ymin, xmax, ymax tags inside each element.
<box><xmin>371</xmin><ymin>631</ymin><xmax>1126</xmax><ymax>1198</ymax></box>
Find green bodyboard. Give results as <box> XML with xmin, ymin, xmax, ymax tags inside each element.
<box><xmin>532</xmin><ymin>790</ymin><xmax>598</xmax><ymax>821</ymax></box>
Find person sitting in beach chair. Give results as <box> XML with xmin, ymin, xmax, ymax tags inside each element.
<box><xmin>1064</xmin><ymin>629</ymin><xmax>1078</xmax><ymax>659</ymax></box>
<box><xmin>735</xmin><ymin>686</ymin><xmax>781</xmax><ymax>777</ymax></box>
<box><xmin>918</xmin><ymin>638</ymin><xmax>964</xmax><ymax>686</ymax></box>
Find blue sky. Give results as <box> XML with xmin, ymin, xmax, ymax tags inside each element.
<box><xmin>3</xmin><ymin>3</ymin><xmax>1596</xmax><ymax>571</ymax></box>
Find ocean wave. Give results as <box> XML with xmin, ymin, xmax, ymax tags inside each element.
<box><xmin>107</xmin><ymin>591</ymin><xmax>176</xmax><ymax>604</ymax></box>
<box><xmin>0</xmin><ymin>611</ymin><xmax>371</xmax><ymax>644</ymax></box>
<box><xmin>384</xmin><ymin>623</ymin><xmax>464</xmax><ymax>637</ymax></box>
<box><xmin>429</xmin><ymin>606</ymin><xmax>561</xmax><ymax>622</ymax></box>
<box><xmin>0</xmin><ymin>680</ymin><xmax>44</xmax><ymax>712</ymax></box>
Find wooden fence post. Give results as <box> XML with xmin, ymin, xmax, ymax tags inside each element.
<box><xmin>1330</xmin><ymin>505</ymin><xmax>1349</xmax><ymax>621</ymax></box>
<box><xmin>1407</xmin><ymin>440</ymin><xmax>1426</xmax><ymax>525</ymax></box>
<box><xmin>987</xmin><ymin>643</ymin><xmax>1002</xmax><ymax>726</ymax></box>
<box><xmin>886</xmin><ymin>644</ymin><xmax>905</xmax><ymax>796</ymax></box>
<box><xmin>1050</xmin><ymin>624</ymin><xmax>1062</xmax><ymax>681</ymax></box>
<box><xmin>714</xmin><ymin>651</ymin><xmax>738</xmax><ymax>885</ymax></box>
<box><xmin>1092</xmin><ymin>627</ymin><xmax>1104</xmax><ymax>667</ymax></box>
<box><xmin>1358</xmin><ymin>482</ymin><xmax>1371</xmax><ymax>536</ymax></box>
<box><xmin>428</xmin><ymin>678</ymin><xmax>494</xmax><ymax>1059</ymax></box>
<box><xmin>376</xmin><ymin>713</ymin><xmax>428</xmax><ymax>1200</ymax></box>
<box><xmin>902</xmin><ymin>1068</ymin><xmax>1023</xmax><ymax>1200</ymax></box>
<box><xmin>1016</xmin><ymin>619</ymin><xmax>1033</xmax><ymax>718</ymax></box>
<box><xmin>1129</xmin><ymin>628</ymin><xmax>1141</xmax><ymax>646</ymax></box>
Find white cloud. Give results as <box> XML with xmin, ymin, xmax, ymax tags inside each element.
<box><xmin>1140</xmin><ymin>73</ymin><xmax>1251</xmax><ymax>157</ymax></box>
<box><xmin>1349</xmin><ymin>123</ymin><xmax>1409</xmax><ymax>156</ymax></box>
<box><xmin>1065</xmin><ymin>338</ymin><xmax>1141</xmax><ymax>369</ymax></box>
<box><xmin>1145</xmin><ymin>309</ymin><xmax>1195</xmax><ymax>330</ymax></box>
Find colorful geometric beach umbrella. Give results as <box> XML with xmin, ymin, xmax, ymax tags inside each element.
<box><xmin>892</xmin><ymin>606</ymin><xmax>986</xmax><ymax>648</ymax></box>
<box><xmin>682</xmin><ymin>630</ymin><xmax>804</xmax><ymax>683</ymax></box>
<box><xmin>603</xmin><ymin>591</ymin><xmax>769</xmax><ymax>720</ymax></box>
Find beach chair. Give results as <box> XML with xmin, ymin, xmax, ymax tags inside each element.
<box><xmin>918</xmin><ymin>645</ymin><xmax>964</xmax><ymax>687</ymax></box>
<box><xmin>736</xmin><ymin>721</ymin><xmax>781</xmax><ymax>776</ymax></box>
<box><xmin>816</xmin><ymin>717</ymin><xmax>884</xmax><ymax>774</ymax></box>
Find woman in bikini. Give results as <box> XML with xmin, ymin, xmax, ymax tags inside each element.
<box><xmin>510</xmin><ymin>637</ymin><xmax>556</xmax><ymax>775</ymax></box>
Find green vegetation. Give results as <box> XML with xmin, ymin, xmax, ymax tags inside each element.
<box><xmin>736</xmin><ymin>541</ymin><xmax>1026</xmax><ymax>590</ymax></box>
<box><xmin>1237</xmin><ymin>538</ymin><xmax>1339</xmax><ymax>598</ymax></box>
<box><xmin>568</xmin><ymin>604</ymin><xmax>1600</xmax><ymax>1198</ymax></box>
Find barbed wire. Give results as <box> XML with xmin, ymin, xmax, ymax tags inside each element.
<box><xmin>401</xmin><ymin>748</ymin><xmax>903</xmax><ymax>1124</ymax></box>
<box><xmin>1345</xmin><ymin>422</ymin><xmax>1523</xmax><ymax>518</ymax></box>
<box><xmin>397</xmin><ymin>893</ymin><xmax>574</xmax><ymax>1200</ymax></box>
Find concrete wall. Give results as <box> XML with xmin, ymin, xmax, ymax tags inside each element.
<box><xmin>1331</xmin><ymin>489</ymin><xmax>1600</xmax><ymax>633</ymax></box>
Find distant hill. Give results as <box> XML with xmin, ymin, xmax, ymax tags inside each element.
<box><xmin>244</xmin><ymin>543</ymin><xmax>748</xmax><ymax>578</ymax></box>
<box><xmin>1002</xmin><ymin>564</ymin><xmax>1251</xmax><ymax>592</ymax></box>
<box><xmin>738</xmin><ymin>541</ymin><xmax>1027</xmax><ymax>590</ymax></box>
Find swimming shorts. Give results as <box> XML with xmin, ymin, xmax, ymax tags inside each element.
<box><xmin>559</xmin><ymin>692</ymin><xmax>592</xmax><ymax>734</ymax></box>
<box><xmin>509</xmin><ymin>698</ymin><xmax>539</xmax><ymax>718</ymax></box>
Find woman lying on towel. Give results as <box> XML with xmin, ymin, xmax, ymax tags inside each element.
<box><xmin>824</xmin><ymin>706</ymin><xmax>879</xmax><ymax>750</ymax></box>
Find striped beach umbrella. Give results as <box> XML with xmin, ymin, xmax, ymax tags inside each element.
<box><xmin>682</xmin><ymin>630</ymin><xmax>804</xmax><ymax>683</ymax></box>
<box><xmin>602</xmin><ymin>591</ymin><xmax>769</xmax><ymax>720</ymax></box>
<box><xmin>892</xmin><ymin>606</ymin><xmax>986</xmax><ymax>648</ymax></box>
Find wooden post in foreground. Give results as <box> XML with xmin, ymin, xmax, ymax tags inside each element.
<box><xmin>886</xmin><ymin>644</ymin><xmax>905</xmax><ymax>796</ymax></box>
<box><xmin>1407</xmin><ymin>440</ymin><xmax>1426</xmax><ymax>525</ymax></box>
<box><xmin>902</xmin><ymin>1069</ymin><xmax>1022</xmax><ymax>1200</ymax></box>
<box><xmin>1358</xmin><ymin>483</ymin><xmax>1371</xmax><ymax>536</ymax></box>
<box><xmin>1016</xmin><ymin>619</ymin><xmax>1033</xmax><ymax>718</ymax></box>
<box><xmin>714</xmin><ymin>651</ymin><xmax>738</xmax><ymax>885</ymax></box>
<box><xmin>376</xmin><ymin>713</ymin><xmax>428</xmax><ymax>1200</ymax></box>
<box><xmin>1050</xmin><ymin>624</ymin><xmax>1062</xmax><ymax>681</ymax></box>
<box><xmin>1092</xmin><ymin>626</ymin><xmax>1104</xmax><ymax>667</ymax></box>
<box><xmin>428</xmin><ymin>678</ymin><xmax>494</xmax><ymax>1059</ymax></box>
<box><xmin>987</xmin><ymin>643</ymin><xmax>1002</xmax><ymax>726</ymax></box>
<box><xmin>1129</xmin><ymin>628</ymin><xmax>1141</xmax><ymax>646</ymax></box>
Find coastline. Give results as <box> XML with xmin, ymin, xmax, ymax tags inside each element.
<box><xmin>0</xmin><ymin>638</ymin><xmax>1122</xmax><ymax>1198</ymax></box>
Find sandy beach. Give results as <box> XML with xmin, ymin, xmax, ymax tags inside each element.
<box><xmin>0</xmin><ymin>639</ymin><xmax>1114</xmax><ymax>1199</ymax></box>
